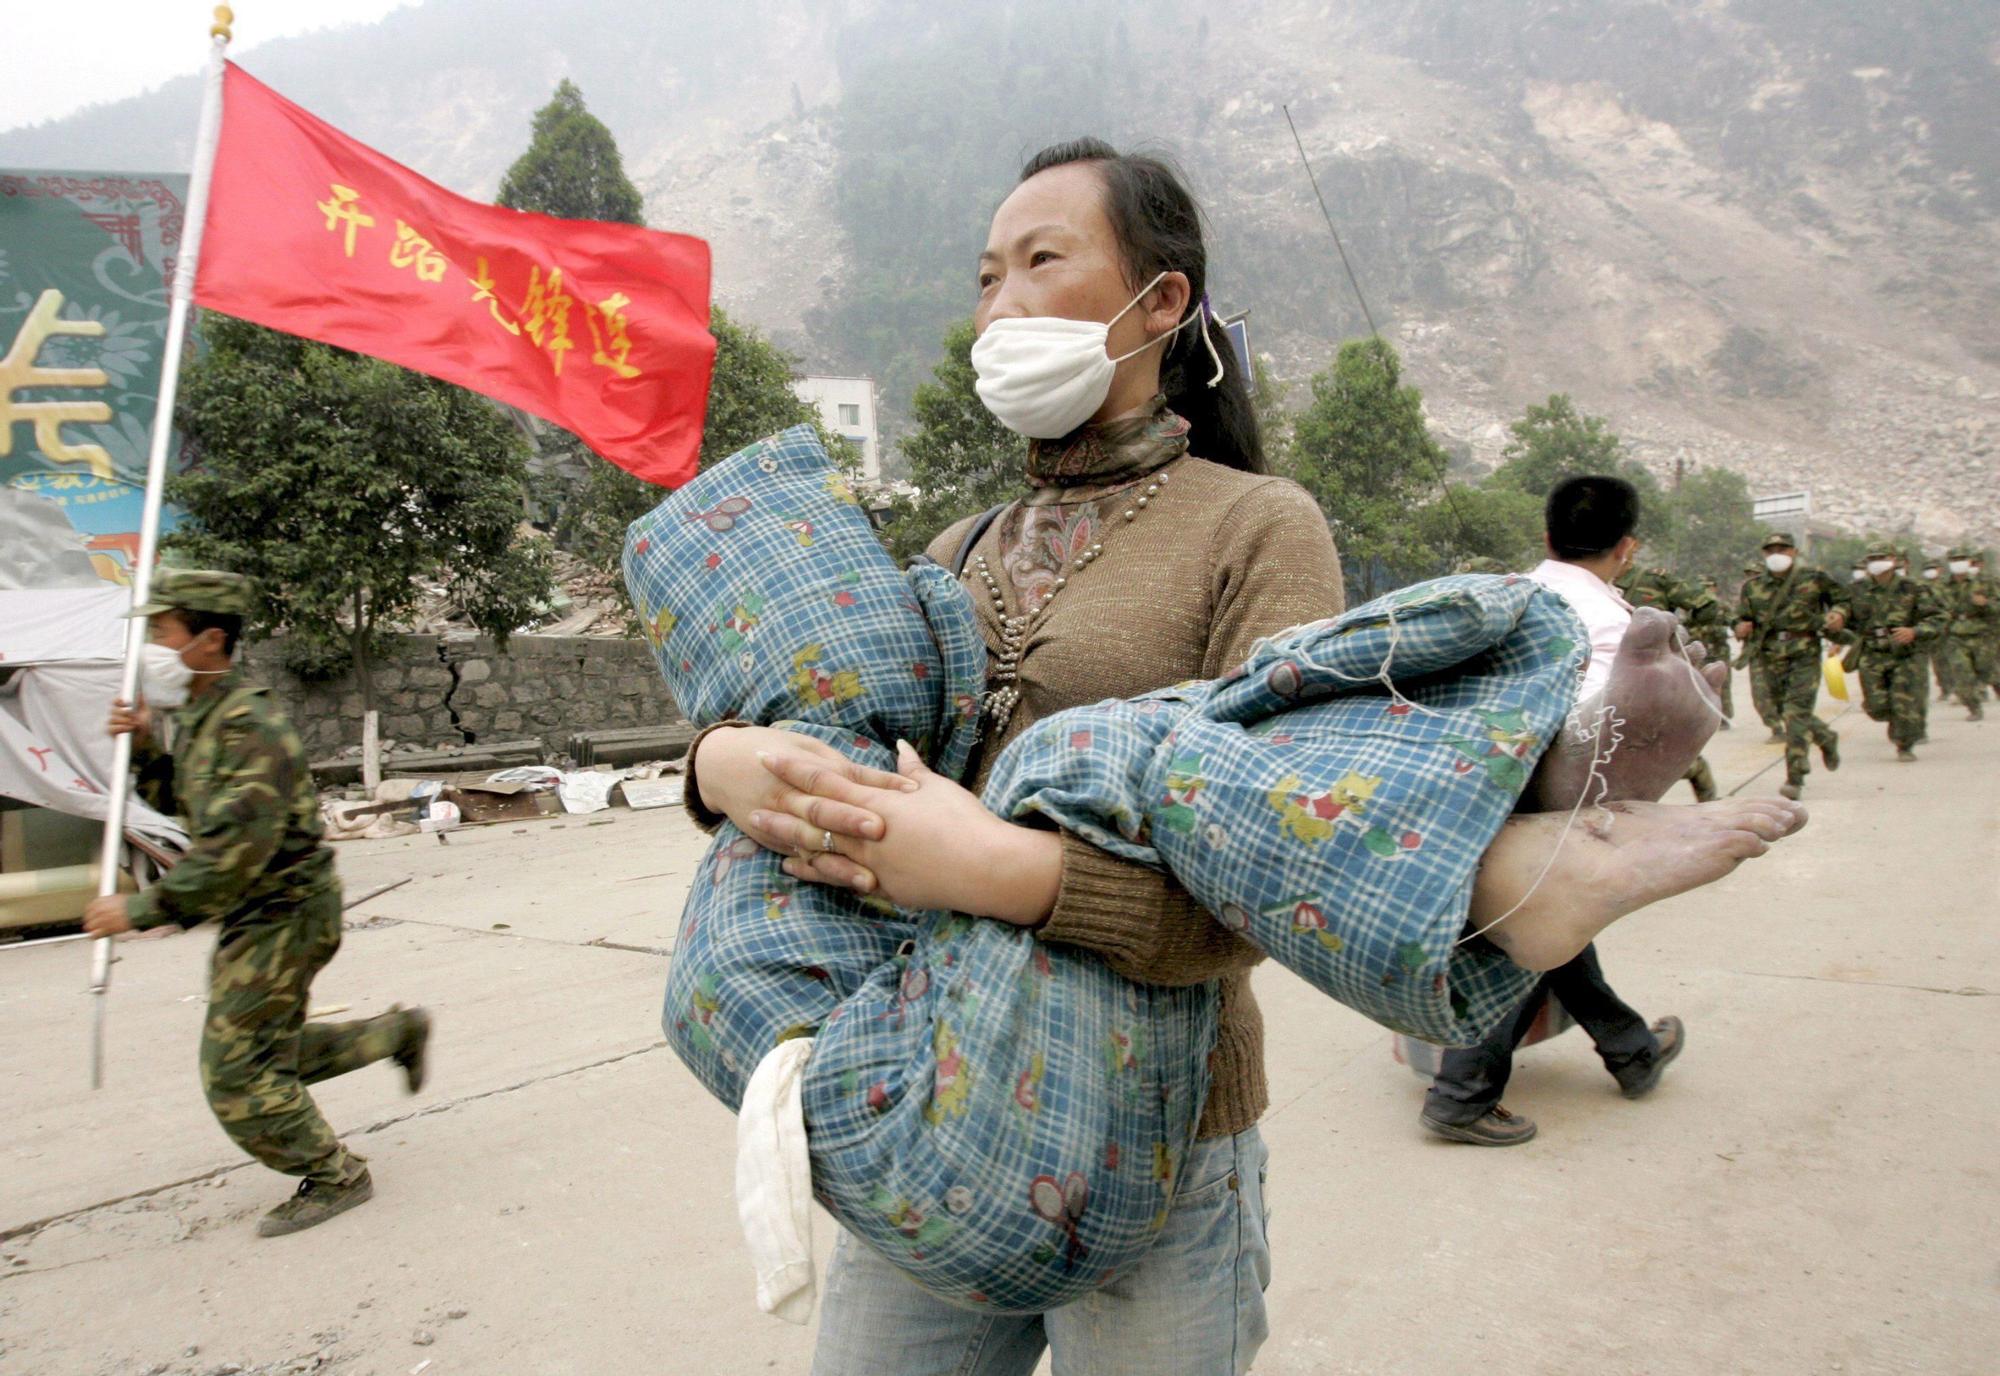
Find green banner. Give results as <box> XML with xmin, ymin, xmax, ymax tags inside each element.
<box><xmin>0</xmin><ymin>170</ymin><xmax>189</xmax><ymax>583</ymax></box>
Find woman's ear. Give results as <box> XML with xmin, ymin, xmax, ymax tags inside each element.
<box><xmin>1146</xmin><ymin>271</ymin><xmax>1192</xmax><ymax>335</ymax></box>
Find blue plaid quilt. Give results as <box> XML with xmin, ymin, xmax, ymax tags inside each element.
<box><xmin>624</xmin><ymin>427</ymin><xmax>1581</xmax><ymax>1313</ymax></box>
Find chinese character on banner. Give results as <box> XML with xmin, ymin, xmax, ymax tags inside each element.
<box><xmin>521</xmin><ymin>265</ymin><xmax>576</xmax><ymax>375</ymax></box>
<box><xmin>316</xmin><ymin>183</ymin><xmax>376</xmax><ymax>257</ymax></box>
<box><xmin>389</xmin><ymin>220</ymin><xmax>448</xmax><ymax>283</ymax></box>
<box><xmin>468</xmin><ymin>256</ymin><xmax>521</xmax><ymax>335</ymax></box>
<box><xmin>587</xmin><ymin>292</ymin><xmax>641</xmax><ymax>379</ymax></box>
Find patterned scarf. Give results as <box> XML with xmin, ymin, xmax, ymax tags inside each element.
<box><xmin>994</xmin><ymin>398</ymin><xmax>1190</xmax><ymax>609</ymax></box>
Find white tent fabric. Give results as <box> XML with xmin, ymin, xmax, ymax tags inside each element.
<box><xmin>0</xmin><ymin>587</ymin><xmax>130</xmax><ymax>665</ymax></box>
<box><xmin>0</xmin><ymin>588</ymin><xmax>186</xmax><ymax>847</ymax></box>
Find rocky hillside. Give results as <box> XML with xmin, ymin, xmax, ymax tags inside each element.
<box><xmin>4</xmin><ymin>0</ymin><xmax>1993</xmax><ymax>544</ymax></box>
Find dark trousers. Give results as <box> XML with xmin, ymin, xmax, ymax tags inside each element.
<box><xmin>1424</xmin><ymin>944</ymin><xmax>1657</xmax><ymax>1124</ymax></box>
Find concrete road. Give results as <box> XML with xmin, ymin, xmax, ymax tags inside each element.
<box><xmin>3</xmin><ymin>676</ymin><xmax>1995</xmax><ymax>1375</ymax></box>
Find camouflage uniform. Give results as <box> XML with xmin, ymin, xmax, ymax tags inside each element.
<box><xmin>1920</xmin><ymin>563</ymin><xmax>1951</xmax><ymax>701</ymax></box>
<box><xmin>1737</xmin><ymin>563</ymin><xmax>1783</xmax><ymax>736</ymax></box>
<box><xmin>1935</xmin><ymin>547</ymin><xmax>2000</xmax><ymax>718</ymax></box>
<box><xmin>1844</xmin><ymin>542</ymin><xmax>1943</xmax><ymax>757</ymax></box>
<box><xmin>126</xmin><ymin>571</ymin><xmax>411</xmax><ymax>1193</ymax></box>
<box><xmin>1696</xmin><ymin>576</ymin><xmax>1735</xmax><ymax>720</ymax></box>
<box><xmin>1616</xmin><ymin>565</ymin><xmax>1720</xmax><ymax>800</ymax></box>
<box><xmin>1737</xmin><ymin>532</ymin><xmax>1850</xmax><ymax>793</ymax></box>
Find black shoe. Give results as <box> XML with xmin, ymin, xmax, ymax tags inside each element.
<box><xmin>1420</xmin><ymin>1104</ymin><xmax>1538</xmax><ymax>1146</ymax></box>
<box><xmin>257</xmin><ymin>1170</ymin><xmax>374</xmax><ymax>1237</ymax></box>
<box><xmin>1615</xmin><ymin>1017</ymin><xmax>1686</xmax><ymax>1100</ymax></box>
<box><xmin>394</xmin><ymin>1006</ymin><xmax>432</xmax><ymax>1094</ymax></box>
<box><xmin>1820</xmin><ymin>737</ymin><xmax>1840</xmax><ymax>771</ymax></box>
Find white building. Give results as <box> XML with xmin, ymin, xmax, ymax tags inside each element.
<box><xmin>793</xmin><ymin>375</ymin><xmax>883</xmax><ymax>482</ymax></box>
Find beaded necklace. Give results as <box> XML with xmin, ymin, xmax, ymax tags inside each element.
<box><xmin>969</xmin><ymin>465</ymin><xmax>1174</xmax><ymax>734</ymax></box>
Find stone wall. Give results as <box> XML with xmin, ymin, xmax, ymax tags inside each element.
<box><xmin>241</xmin><ymin>633</ymin><xmax>682</xmax><ymax>760</ymax></box>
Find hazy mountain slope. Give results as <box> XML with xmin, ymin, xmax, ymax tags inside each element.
<box><xmin>4</xmin><ymin>0</ymin><xmax>1992</xmax><ymax>542</ymax></box>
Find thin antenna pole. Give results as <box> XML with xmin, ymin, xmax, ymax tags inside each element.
<box><xmin>1283</xmin><ymin>105</ymin><xmax>1380</xmax><ymax>339</ymax></box>
<box><xmin>1282</xmin><ymin>103</ymin><xmax>1476</xmax><ymax>550</ymax></box>
<box><xmin>89</xmin><ymin>8</ymin><xmax>234</xmax><ymax>1090</ymax></box>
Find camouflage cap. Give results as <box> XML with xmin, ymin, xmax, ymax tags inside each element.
<box><xmin>1760</xmin><ymin>531</ymin><xmax>1796</xmax><ymax>550</ymax></box>
<box><xmin>127</xmin><ymin>569</ymin><xmax>255</xmax><ymax>618</ymax></box>
<box><xmin>1947</xmin><ymin>545</ymin><xmax>1979</xmax><ymax>561</ymax></box>
<box><xmin>1863</xmin><ymin>540</ymin><xmax>1902</xmax><ymax>561</ymax></box>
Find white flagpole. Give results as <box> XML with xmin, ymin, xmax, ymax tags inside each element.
<box><xmin>88</xmin><ymin>6</ymin><xmax>235</xmax><ymax>1089</ymax></box>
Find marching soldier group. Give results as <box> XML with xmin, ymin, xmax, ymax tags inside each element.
<box><xmin>1730</xmin><ymin>533</ymin><xmax>1998</xmax><ymax>796</ymax></box>
<box><xmin>1476</xmin><ymin>530</ymin><xmax>1997</xmax><ymax>803</ymax></box>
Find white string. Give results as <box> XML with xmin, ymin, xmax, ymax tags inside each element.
<box><xmin>1454</xmin><ymin>615</ymin><xmax>1724</xmax><ymax>945</ymax></box>
<box><xmin>1455</xmin><ymin>688</ymin><xmax>1621</xmax><ymax>946</ymax></box>
<box><xmin>1264</xmin><ymin>585</ymin><xmax>1722</xmax><ymax>947</ymax></box>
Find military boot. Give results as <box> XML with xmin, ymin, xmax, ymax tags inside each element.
<box><xmin>393</xmin><ymin>1006</ymin><xmax>433</xmax><ymax>1094</ymax></box>
<box><xmin>257</xmin><ymin>1168</ymin><xmax>374</xmax><ymax>1238</ymax></box>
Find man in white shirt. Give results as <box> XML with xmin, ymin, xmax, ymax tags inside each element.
<box><xmin>1524</xmin><ymin>478</ymin><xmax>1640</xmax><ymax>702</ymax></box>
<box><xmin>1423</xmin><ymin>474</ymin><xmax>1686</xmax><ymax>1146</ymax></box>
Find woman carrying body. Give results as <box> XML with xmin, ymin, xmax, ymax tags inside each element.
<box><xmin>689</xmin><ymin>139</ymin><xmax>1803</xmax><ymax>1374</ymax></box>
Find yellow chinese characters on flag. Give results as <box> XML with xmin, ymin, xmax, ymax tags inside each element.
<box><xmin>194</xmin><ymin>63</ymin><xmax>714</xmax><ymax>487</ymax></box>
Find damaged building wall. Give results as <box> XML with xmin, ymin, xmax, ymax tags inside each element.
<box><xmin>240</xmin><ymin>634</ymin><xmax>683</xmax><ymax>760</ymax></box>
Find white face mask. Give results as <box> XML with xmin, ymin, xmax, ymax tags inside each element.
<box><xmin>970</xmin><ymin>272</ymin><xmax>1226</xmax><ymax>439</ymax></box>
<box><xmin>1923</xmin><ymin>568</ymin><xmax>1939</xmax><ymax>580</ymax></box>
<box><xmin>1849</xmin><ymin>569</ymin><xmax>1867</xmax><ymax>583</ymax></box>
<box><xmin>1765</xmin><ymin>553</ymin><xmax>1794</xmax><ymax>574</ymax></box>
<box><xmin>1949</xmin><ymin>560</ymin><xmax>1973</xmax><ymax>576</ymax></box>
<box><xmin>141</xmin><ymin>641</ymin><xmax>198</xmax><ymax>708</ymax></box>
<box><xmin>1866</xmin><ymin>559</ymin><xmax>1895</xmax><ymax>577</ymax></box>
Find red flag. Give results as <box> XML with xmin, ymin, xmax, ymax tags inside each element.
<box><xmin>194</xmin><ymin>63</ymin><xmax>714</xmax><ymax>487</ymax></box>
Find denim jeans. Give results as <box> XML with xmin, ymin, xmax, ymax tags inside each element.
<box><xmin>810</xmin><ymin>1126</ymin><xmax>1273</xmax><ymax>1376</ymax></box>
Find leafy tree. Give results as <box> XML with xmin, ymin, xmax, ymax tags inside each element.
<box><xmin>1286</xmin><ymin>338</ymin><xmax>1448</xmax><ymax>601</ymax></box>
<box><xmin>1652</xmin><ymin>466</ymin><xmax>1763</xmax><ymax>586</ymax></box>
<box><xmin>879</xmin><ymin>319</ymin><xmax>1025</xmax><ymax>563</ymax></box>
<box><xmin>496</xmin><ymin>79</ymin><xmax>645</xmax><ymax>225</ymax></box>
<box><xmin>555</xmin><ymin>307</ymin><xmax>834</xmax><ymax>570</ymax></box>
<box><xmin>1489</xmin><ymin>394</ymin><xmax>1626</xmax><ymax>497</ymax></box>
<box><xmin>1490</xmin><ymin>393</ymin><xmax>1669</xmax><ymax>546</ymax></box>
<box><xmin>1412</xmin><ymin>482</ymin><xmax>1546</xmax><ymax>571</ymax></box>
<box><xmin>1249</xmin><ymin>355</ymin><xmax>1293</xmax><ymax>474</ymax></box>
<box><xmin>167</xmin><ymin>314</ymin><xmax>554</xmax><ymax>716</ymax></box>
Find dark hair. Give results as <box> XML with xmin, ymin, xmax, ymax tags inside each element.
<box><xmin>1546</xmin><ymin>475</ymin><xmax>1640</xmax><ymax>560</ymax></box>
<box><xmin>163</xmin><ymin>608</ymin><xmax>243</xmax><ymax>656</ymax></box>
<box><xmin>1019</xmin><ymin>138</ymin><xmax>1265</xmax><ymax>475</ymax></box>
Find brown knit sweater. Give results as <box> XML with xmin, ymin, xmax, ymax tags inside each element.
<box><xmin>687</xmin><ymin>457</ymin><xmax>1343</xmax><ymax>1137</ymax></box>
<box><xmin>931</xmin><ymin>457</ymin><xmax>1342</xmax><ymax>1136</ymax></box>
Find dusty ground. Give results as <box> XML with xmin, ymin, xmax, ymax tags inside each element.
<box><xmin>3</xmin><ymin>669</ymin><xmax>1996</xmax><ymax>1376</ymax></box>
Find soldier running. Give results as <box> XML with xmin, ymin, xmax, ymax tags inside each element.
<box><xmin>1843</xmin><ymin>540</ymin><xmax>1943</xmax><ymax>761</ymax></box>
<box><xmin>1734</xmin><ymin>533</ymin><xmax>1849</xmax><ymax>800</ymax></box>
<box><xmin>82</xmin><ymin>569</ymin><xmax>431</xmax><ymax>1238</ymax></box>
<box><xmin>1936</xmin><ymin>546</ymin><xmax>1999</xmax><ymax>719</ymax></box>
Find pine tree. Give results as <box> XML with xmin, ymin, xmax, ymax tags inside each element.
<box><xmin>496</xmin><ymin>79</ymin><xmax>645</xmax><ymax>225</ymax></box>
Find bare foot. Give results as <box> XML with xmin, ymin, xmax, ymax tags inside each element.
<box><xmin>1469</xmin><ymin>797</ymin><xmax>1808</xmax><ymax>970</ymax></box>
<box><xmin>1528</xmin><ymin>608</ymin><xmax>1728</xmax><ymax>811</ymax></box>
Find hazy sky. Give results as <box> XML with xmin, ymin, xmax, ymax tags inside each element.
<box><xmin>0</xmin><ymin>0</ymin><xmax>415</xmax><ymax>134</ymax></box>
